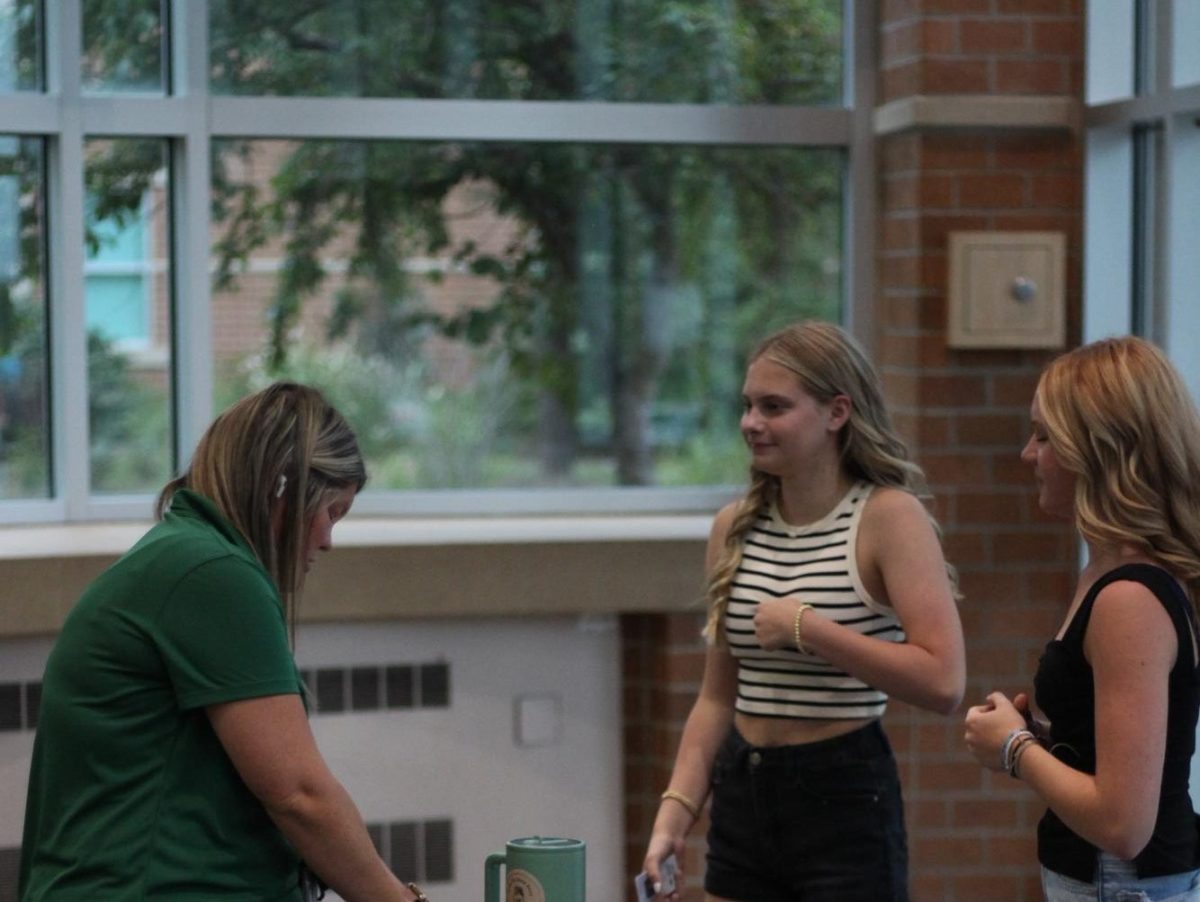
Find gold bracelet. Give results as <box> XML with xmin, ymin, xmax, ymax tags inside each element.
<box><xmin>793</xmin><ymin>602</ymin><xmax>814</xmax><ymax>654</ymax></box>
<box><xmin>406</xmin><ymin>881</ymin><xmax>430</xmax><ymax>901</ymax></box>
<box><xmin>660</xmin><ymin>788</ymin><xmax>700</xmax><ymax>821</ymax></box>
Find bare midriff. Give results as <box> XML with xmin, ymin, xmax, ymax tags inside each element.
<box><xmin>734</xmin><ymin>712</ymin><xmax>876</xmax><ymax>747</ymax></box>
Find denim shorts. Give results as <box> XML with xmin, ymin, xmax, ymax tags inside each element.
<box><xmin>704</xmin><ymin>720</ymin><xmax>908</xmax><ymax>902</ymax></box>
<box><xmin>1042</xmin><ymin>853</ymin><xmax>1200</xmax><ymax>901</ymax></box>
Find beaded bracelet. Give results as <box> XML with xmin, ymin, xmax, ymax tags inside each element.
<box><xmin>793</xmin><ymin>603</ymin><xmax>814</xmax><ymax>654</ymax></box>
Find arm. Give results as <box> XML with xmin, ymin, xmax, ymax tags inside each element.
<box><xmin>642</xmin><ymin>645</ymin><xmax>737</xmax><ymax>876</ymax></box>
<box><xmin>642</xmin><ymin>504</ymin><xmax>740</xmax><ymax>898</ymax></box>
<box><xmin>208</xmin><ymin>695</ymin><xmax>420</xmax><ymax>902</ymax></box>
<box><xmin>1011</xmin><ymin>579</ymin><xmax>1175</xmax><ymax>857</ymax></box>
<box><xmin>965</xmin><ymin>580</ymin><xmax>1176</xmax><ymax>858</ymax></box>
<box><xmin>754</xmin><ymin>488</ymin><xmax>965</xmax><ymax>713</ymax></box>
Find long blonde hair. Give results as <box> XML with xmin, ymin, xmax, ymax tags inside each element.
<box><xmin>155</xmin><ymin>382</ymin><xmax>367</xmax><ymax>632</ymax></box>
<box><xmin>1037</xmin><ymin>336</ymin><xmax>1200</xmax><ymax>610</ymax></box>
<box><xmin>703</xmin><ymin>321</ymin><xmax>954</xmax><ymax>640</ymax></box>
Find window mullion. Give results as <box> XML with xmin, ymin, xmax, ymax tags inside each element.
<box><xmin>168</xmin><ymin>0</ymin><xmax>213</xmax><ymax>471</ymax></box>
<box><xmin>846</xmin><ymin>0</ymin><xmax>876</xmax><ymax>343</ymax></box>
<box><xmin>45</xmin><ymin>0</ymin><xmax>91</xmax><ymax>517</ymax></box>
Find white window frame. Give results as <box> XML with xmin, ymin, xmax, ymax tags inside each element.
<box><xmin>0</xmin><ymin>0</ymin><xmax>878</xmax><ymax>525</ymax></box>
<box><xmin>1083</xmin><ymin>1</ymin><xmax>1200</xmax><ymax>381</ymax></box>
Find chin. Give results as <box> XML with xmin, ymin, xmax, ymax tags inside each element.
<box><xmin>1038</xmin><ymin>496</ymin><xmax>1071</xmax><ymax>520</ymax></box>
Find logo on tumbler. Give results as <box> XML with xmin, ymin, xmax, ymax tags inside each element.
<box><xmin>506</xmin><ymin>868</ymin><xmax>545</xmax><ymax>902</ymax></box>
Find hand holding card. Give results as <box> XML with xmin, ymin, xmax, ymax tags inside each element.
<box><xmin>633</xmin><ymin>853</ymin><xmax>679</xmax><ymax>901</ymax></box>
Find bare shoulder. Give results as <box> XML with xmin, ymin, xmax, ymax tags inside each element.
<box><xmin>861</xmin><ymin>485</ymin><xmax>933</xmax><ymax>531</ymax></box>
<box><xmin>1087</xmin><ymin>577</ymin><xmax>1178</xmax><ymax>664</ymax></box>
<box><xmin>1090</xmin><ymin>577</ymin><xmax>1176</xmax><ymax>625</ymax></box>
<box><xmin>706</xmin><ymin>501</ymin><xmax>742</xmax><ymax>567</ymax></box>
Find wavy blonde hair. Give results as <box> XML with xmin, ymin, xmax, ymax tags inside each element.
<box><xmin>155</xmin><ymin>382</ymin><xmax>367</xmax><ymax>635</ymax></box>
<box><xmin>703</xmin><ymin>321</ymin><xmax>955</xmax><ymax>640</ymax></box>
<box><xmin>1037</xmin><ymin>336</ymin><xmax>1200</xmax><ymax>611</ymax></box>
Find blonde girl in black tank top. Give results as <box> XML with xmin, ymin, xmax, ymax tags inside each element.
<box><xmin>965</xmin><ymin>336</ymin><xmax>1200</xmax><ymax>901</ymax></box>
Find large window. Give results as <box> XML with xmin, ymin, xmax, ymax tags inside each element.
<box><xmin>208</xmin><ymin>1</ymin><xmax>843</xmax><ymax>105</ymax></box>
<box><xmin>212</xmin><ymin>138</ymin><xmax>843</xmax><ymax>491</ymax></box>
<box><xmin>0</xmin><ymin>0</ymin><xmax>871</xmax><ymax>522</ymax></box>
<box><xmin>1083</xmin><ymin>1</ymin><xmax>1200</xmax><ymax>396</ymax></box>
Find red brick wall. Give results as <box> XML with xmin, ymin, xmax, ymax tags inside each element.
<box><xmin>878</xmin><ymin>129</ymin><xmax>1080</xmax><ymax>902</ymax></box>
<box><xmin>622</xmin><ymin>611</ymin><xmax>710</xmax><ymax>901</ymax></box>
<box><xmin>622</xmin><ymin>3</ymin><xmax>1087</xmax><ymax>900</ymax></box>
<box><xmin>879</xmin><ymin>4</ymin><xmax>1082</xmax><ymax>898</ymax></box>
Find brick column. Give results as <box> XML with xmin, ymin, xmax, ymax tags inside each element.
<box><xmin>878</xmin><ymin>3</ymin><xmax>1083</xmax><ymax>900</ymax></box>
<box><xmin>622</xmin><ymin>611</ymin><xmax>709</xmax><ymax>902</ymax></box>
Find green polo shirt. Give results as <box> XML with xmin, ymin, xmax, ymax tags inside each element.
<box><xmin>20</xmin><ymin>490</ymin><xmax>304</xmax><ymax>901</ymax></box>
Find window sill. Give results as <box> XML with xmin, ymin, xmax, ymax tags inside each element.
<box><xmin>0</xmin><ymin>515</ymin><xmax>713</xmax><ymax>638</ymax></box>
<box><xmin>0</xmin><ymin>513</ymin><xmax>713</xmax><ymax>561</ymax></box>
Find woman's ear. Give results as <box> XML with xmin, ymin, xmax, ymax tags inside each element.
<box><xmin>827</xmin><ymin>394</ymin><xmax>852</xmax><ymax>431</ymax></box>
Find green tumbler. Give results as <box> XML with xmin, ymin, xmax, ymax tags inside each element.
<box><xmin>484</xmin><ymin>836</ymin><xmax>586</xmax><ymax>902</ymax></box>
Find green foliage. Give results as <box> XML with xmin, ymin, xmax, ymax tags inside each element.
<box><xmin>0</xmin><ymin>318</ymin><xmax>49</xmax><ymax>498</ymax></box>
<box><xmin>208</xmin><ymin>0</ymin><xmax>842</xmax><ymax>104</ymax></box>
<box><xmin>218</xmin><ymin>340</ymin><xmax>521</xmax><ymax>489</ymax></box>
<box><xmin>83</xmin><ymin>139</ymin><xmax>164</xmax><ymax>256</ymax></box>
<box><xmin>8</xmin><ymin>0</ymin><xmax>42</xmax><ymax>90</ymax></box>
<box><xmin>87</xmin><ymin>332</ymin><xmax>172</xmax><ymax>493</ymax></box>
<box><xmin>656</xmin><ymin>429</ymin><xmax>749</xmax><ymax>487</ymax></box>
<box><xmin>82</xmin><ymin>0</ymin><xmax>163</xmax><ymax>91</ymax></box>
<box><xmin>90</xmin><ymin>0</ymin><xmax>846</xmax><ymax>489</ymax></box>
<box><xmin>0</xmin><ymin>327</ymin><xmax>172</xmax><ymax>498</ymax></box>
<box><xmin>0</xmin><ymin>137</ymin><xmax>49</xmax><ymax>498</ymax></box>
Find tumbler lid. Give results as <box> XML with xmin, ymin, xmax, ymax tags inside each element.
<box><xmin>510</xmin><ymin>836</ymin><xmax>584</xmax><ymax>850</ymax></box>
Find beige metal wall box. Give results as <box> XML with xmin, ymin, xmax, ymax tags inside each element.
<box><xmin>946</xmin><ymin>231</ymin><xmax>1066</xmax><ymax>349</ymax></box>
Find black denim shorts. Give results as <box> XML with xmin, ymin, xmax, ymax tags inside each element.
<box><xmin>704</xmin><ymin>720</ymin><xmax>909</xmax><ymax>902</ymax></box>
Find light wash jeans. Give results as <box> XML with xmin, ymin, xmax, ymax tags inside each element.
<box><xmin>1042</xmin><ymin>852</ymin><xmax>1200</xmax><ymax>901</ymax></box>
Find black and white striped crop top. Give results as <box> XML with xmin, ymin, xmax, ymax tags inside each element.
<box><xmin>723</xmin><ymin>481</ymin><xmax>904</xmax><ymax>720</ymax></box>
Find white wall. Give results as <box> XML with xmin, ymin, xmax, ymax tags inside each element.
<box><xmin>0</xmin><ymin>616</ymin><xmax>624</xmax><ymax>901</ymax></box>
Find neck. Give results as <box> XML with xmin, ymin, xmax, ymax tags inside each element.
<box><xmin>1081</xmin><ymin>541</ymin><xmax>1152</xmax><ymax>576</ymax></box>
<box><xmin>776</xmin><ymin>462</ymin><xmax>854</xmax><ymax>526</ymax></box>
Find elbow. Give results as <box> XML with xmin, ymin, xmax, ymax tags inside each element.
<box><xmin>1097</xmin><ymin>823</ymin><xmax>1154</xmax><ymax>863</ymax></box>
<box><xmin>928</xmin><ymin>683</ymin><xmax>964</xmax><ymax>716</ymax></box>
<box><xmin>922</xmin><ymin>670</ymin><xmax>966</xmax><ymax>716</ymax></box>
<box><xmin>900</xmin><ymin>682</ymin><xmax>962</xmax><ymax>716</ymax></box>
<box><xmin>903</xmin><ymin>646</ymin><xmax>966</xmax><ymax>715</ymax></box>
<box><xmin>1090</xmin><ymin>807</ymin><xmax>1155</xmax><ymax>862</ymax></box>
<box><xmin>890</xmin><ymin>670</ymin><xmax>963</xmax><ymax>715</ymax></box>
<box><xmin>257</xmin><ymin>775</ymin><xmax>332</xmax><ymax>827</ymax></box>
<box><xmin>1102</xmin><ymin>835</ymin><xmax>1151</xmax><ymax>863</ymax></box>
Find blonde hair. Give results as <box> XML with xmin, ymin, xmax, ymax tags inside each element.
<box><xmin>704</xmin><ymin>321</ymin><xmax>955</xmax><ymax>640</ymax></box>
<box><xmin>1037</xmin><ymin>336</ymin><xmax>1200</xmax><ymax>610</ymax></box>
<box><xmin>155</xmin><ymin>382</ymin><xmax>367</xmax><ymax>632</ymax></box>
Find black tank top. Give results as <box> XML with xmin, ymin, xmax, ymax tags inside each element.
<box><xmin>1034</xmin><ymin>563</ymin><xmax>1200</xmax><ymax>881</ymax></box>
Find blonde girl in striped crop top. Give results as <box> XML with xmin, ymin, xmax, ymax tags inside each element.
<box><xmin>641</xmin><ymin>321</ymin><xmax>965</xmax><ymax>902</ymax></box>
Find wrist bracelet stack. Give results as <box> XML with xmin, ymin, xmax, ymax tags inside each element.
<box><xmin>1000</xmin><ymin>727</ymin><xmax>1039</xmax><ymax>779</ymax></box>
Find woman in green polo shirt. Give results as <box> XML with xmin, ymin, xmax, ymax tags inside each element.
<box><xmin>19</xmin><ymin>382</ymin><xmax>428</xmax><ymax>902</ymax></box>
